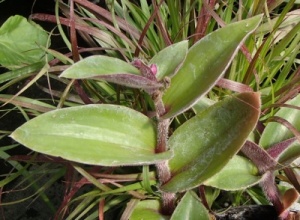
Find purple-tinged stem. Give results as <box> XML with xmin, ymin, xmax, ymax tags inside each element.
<box><xmin>260</xmin><ymin>171</ymin><xmax>284</xmax><ymax>215</ymax></box>
<box><xmin>154</xmin><ymin>95</ymin><xmax>175</xmax><ymax>214</ymax></box>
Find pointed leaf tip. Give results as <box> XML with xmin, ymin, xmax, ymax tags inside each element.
<box><xmin>60</xmin><ymin>55</ymin><xmax>140</xmax><ymax>79</ymax></box>
<box><xmin>161</xmin><ymin>92</ymin><xmax>261</xmax><ymax>192</ymax></box>
<box><xmin>171</xmin><ymin>191</ymin><xmax>210</xmax><ymax>220</ymax></box>
<box><xmin>161</xmin><ymin>15</ymin><xmax>263</xmax><ymax>119</ymax></box>
<box><xmin>11</xmin><ymin>104</ymin><xmax>172</xmax><ymax>166</ymax></box>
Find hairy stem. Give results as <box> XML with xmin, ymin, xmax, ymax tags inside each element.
<box><xmin>133</xmin><ymin>59</ymin><xmax>175</xmax><ymax>214</ymax></box>
<box><xmin>260</xmin><ymin>171</ymin><xmax>284</xmax><ymax>215</ymax></box>
<box><xmin>154</xmin><ymin>92</ymin><xmax>175</xmax><ymax>214</ymax></box>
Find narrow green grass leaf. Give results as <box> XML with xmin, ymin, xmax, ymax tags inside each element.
<box><xmin>260</xmin><ymin>94</ymin><xmax>300</xmax><ymax>148</ymax></box>
<box><xmin>0</xmin><ymin>94</ymin><xmax>55</xmax><ymax>113</ymax></box>
<box><xmin>73</xmin><ymin>165</ymin><xmax>111</xmax><ymax>191</ymax></box>
<box><xmin>0</xmin><ymin>61</ymin><xmax>45</xmax><ymax>84</ymax></box>
<box><xmin>161</xmin><ymin>92</ymin><xmax>260</xmax><ymax>192</ymax></box>
<box><xmin>162</xmin><ymin>15</ymin><xmax>262</xmax><ymax>119</ymax></box>
<box><xmin>11</xmin><ymin>104</ymin><xmax>172</xmax><ymax>166</ymax></box>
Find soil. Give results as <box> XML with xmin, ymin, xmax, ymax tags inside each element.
<box><xmin>215</xmin><ymin>205</ymin><xmax>278</xmax><ymax>220</ymax></box>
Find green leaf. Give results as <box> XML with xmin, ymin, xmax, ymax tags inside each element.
<box><xmin>204</xmin><ymin>155</ymin><xmax>262</xmax><ymax>190</ymax></box>
<box><xmin>59</xmin><ymin>55</ymin><xmax>162</xmax><ymax>90</ymax></box>
<box><xmin>277</xmin><ymin>140</ymin><xmax>300</xmax><ymax>166</ymax></box>
<box><xmin>11</xmin><ymin>104</ymin><xmax>172</xmax><ymax>166</ymax></box>
<box><xmin>260</xmin><ymin>93</ymin><xmax>300</xmax><ymax>149</ymax></box>
<box><xmin>149</xmin><ymin>40</ymin><xmax>188</xmax><ymax>80</ymax></box>
<box><xmin>60</xmin><ymin>55</ymin><xmax>140</xmax><ymax>79</ymax></box>
<box><xmin>192</xmin><ymin>97</ymin><xmax>216</xmax><ymax>114</ymax></box>
<box><xmin>0</xmin><ymin>94</ymin><xmax>55</xmax><ymax>113</ymax></box>
<box><xmin>0</xmin><ymin>15</ymin><xmax>49</xmax><ymax>70</ymax></box>
<box><xmin>161</xmin><ymin>15</ymin><xmax>262</xmax><ymax>119</ymax></box>
<box><xmin>0</xmin><ymin>61</ymin><xmax>45</xmax><ymax>84</ymax></box>
<box><xmin>161</xmin><ymin>92</ymin><xmax>260</xmax><ymax>192</ymax></box>
<box><xmin>170</xmin><ymin>191</ymin><xmax>210</xmax><ymax>220</ymax></box>
<box><xmin>203</xmin><ymin>187</ymin><xmax>220</xmax><ymax>208</ymax></box>
<box><xmin>129</xmin><ymin>200</ymin><xmax>169</xmax><ymax>220</ymax></box>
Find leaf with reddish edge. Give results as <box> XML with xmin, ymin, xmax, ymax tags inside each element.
<box><xmin>161</xmin><ymin>92</ymin><xmax>260</xmax><ymax>193</ymax></box>
<box><xmin>266</xmin><ymin>137</ymin><xmax>300</xmax><ymax>166</ymax></box>
<box><xmin>161</xmin><ymin>15</ymin><xmax>262</xmax><ymax>119</ymax></box>
<box><xmin>59</xmin><ymin>55</ymin><xmax>165</xmax><ymax>90</ymax></box>
<box><xmin>11</xmin><ymin>104</ymin><xmax>172</xmax><ymax>166</ymax></box>
<box><xmin>241</xmin><ymin>141</ymin><xmax>277</xmax><ymax>173</ymax></box>
<box><xmin>96</xmin><ymin>74</ymin><xmax>163</xmax><ymax>90</ymax></box>
<box><xmin>60</xmin><ymin>55</ymin><xmax>140</xmax><ymax>78</ymax></box>
<box><xmin>281</xmin><ymin>188</ymin><xmax>299</xmax><ymax>218</ymax></box>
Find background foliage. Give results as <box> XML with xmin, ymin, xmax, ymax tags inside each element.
<box><xmin>1</xmin><ymin>0</ymin><xmax>300</xmax><ymax>219</ymax></box>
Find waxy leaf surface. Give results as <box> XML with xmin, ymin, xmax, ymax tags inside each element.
<box><xmin>170</xmin><ymin>191</ymin><xmax>210</xmax><ymax>220</ymax></box>
<box><xmin>11</xmin><ymin>104</ymin><xmax>172</xmax><ymax>166</ymax></box>
<box><xmin>204</xmin><ymin>155</ymin><xmax>262</xmax><ymax>190</ymax></box>
<box><xmin>161</xmin><ymin>92</ymin><xmax>260</xmax><ymax>192</ymax></box>
<box><xmin>162</xmin><ymin>15</ymin><xmax>262</xmax><ymax>119</ymax></box>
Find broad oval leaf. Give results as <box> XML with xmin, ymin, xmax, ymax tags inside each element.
<box><xmin>129</xmin><ymin>200</ymin><xmax>169</xmax><ymax>220</ymax></box>
<box><xmin>0</xmin><ymin>15</ymin><xmax>50</xmax><ymax>70</ymax></box>
<box><xmin>260</xmin><ymin>93</ymin><xmax>300</xmax><ymax>149</ymax></box>
<box><xmin>161</xmin><ymin>92</ymin><xmax>260</xmax><ymax>192</ymax></box>
<box><xmin>161</xmin><ymin>15</ymin><xmax>262</xmax><ymax>119</ymax></box>
<box><xmin>204</xmin><ymin>155</ymin><xmax>262</xmax><ymax>190</ymax></box>
<box><xmin>60</xmin><ymin>55</ymin><xmax>140</xmax><ymax>78</ymax></box>
<box><xmin>11</xmin><ymin>104</ymin><xmax>172</xmax><ymax>166</ymax></box>
<box><xmin>170</xmin><ymin>191</ymin><xmax>210</xmax><ymax>220</ymax></box>
<box><xmin>149</xmin><ymin>40</ymin><xmax>188</xmax><ymax>80</ymax></box>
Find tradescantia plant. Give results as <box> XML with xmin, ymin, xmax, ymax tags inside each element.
<box><xmin>9</xmin><ymin>13</ymin><xmax>299</xmax><ymax>219</ymax></box>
